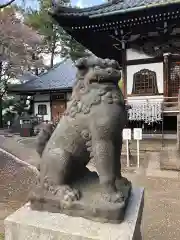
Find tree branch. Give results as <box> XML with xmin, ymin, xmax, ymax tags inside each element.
<box><xmin>0</xmin><ymin>0</ymin><xmax>15</xmax><ymax>9</ymax></box>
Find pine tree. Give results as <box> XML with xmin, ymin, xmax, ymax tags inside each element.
<box><xmin>24</xmin><ymin>0</ymin><xmax>57</xmax><ymax>68</ymax></box>
<box><xmin>60</xmin><ymin>32</ymin><xmax>90</xmax><ymax>61</ymax></box>
<box><xmin>25</xmin><ymin>0</ymin><xmax>88</xmax><ymax>67</ymax></box>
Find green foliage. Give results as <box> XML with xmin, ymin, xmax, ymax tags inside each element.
<box><xmin>25</xmin><ymin>0</ymin><xmax>55</xmax><ymax>42</ymax></box>
<box><xmin>60</xmin><ymin>33</ymin><xmax>89</xmax><ymax>62</ymax></box>
<box><xmin>118</xmin><ymin>79</ymin><xmax>123</xmax><ymax>90</ymax></box>
<box><xmin>0</xmin><ymin>233</ymin><xmax>4</xmax><ymax>240</ymax></box>
<box><xmin>25</xmin><ymin>3</ymin><xmax>56</xmax><ymax>57</ymax></box>
<box><xmin>25</xmin><ymin>0</ymin><xmax>88</xmax><ymax>65</ymax></box>
<box><xmin>2</xmin><ymin>96</ymin><xmax>31</xmax><ymax>124</ymax></box>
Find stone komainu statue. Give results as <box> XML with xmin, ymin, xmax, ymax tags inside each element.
<box><xmin>31</xmin><ymin>56</ymin><xmax>131</xmax><ymax>223</ymax></box>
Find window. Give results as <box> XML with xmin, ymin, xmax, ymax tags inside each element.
<box><xmin>170</xmin><ymin>63</ymin><xmax>180</xmax><ymax>95</ymax></box>
<box><xmin>38</xmin><ymin>104</ymin><xmax>47</xmax><ymax>115</ymax></box>
<box><xmin>132</xmin><ymin>69</ymin><xmax>159</xmax><ymax>95</ymax></box>
<box><xmin>51</xmin><ymin>93</ymin><xmax>65</xmax><ymax>101</ymax></box>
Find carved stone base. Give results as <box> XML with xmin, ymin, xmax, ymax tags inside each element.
<box><xmin>29</xmin><ymin>171</ymin><xmax>131</xmax><ymax>223</ymax></box>
<box><xmin>5</xmin><ymin>187</ymin><xmax>144</xmax><ymax>240</ymax></box>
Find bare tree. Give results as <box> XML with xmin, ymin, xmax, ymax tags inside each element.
<box><xmin>0</xmin><ymin>7</ymin><xmax>43</xmax><ymax>73</ymax></box>
<box><xmin>0</xmin><ymin>0</ymin><xmax>15</xmax><ymax>9</ymax></box>
<box><xmin>0</xmin><ymin>6</ymin><xmax>43</xmax><ymax>127</ymax></box>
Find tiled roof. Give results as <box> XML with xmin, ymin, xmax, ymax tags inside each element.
<box><xmin>9</xmin><ymin>59</ymin><xmax>76</xmax><ymax>92</ymax></box>
<box><xmin>52</xmin><ymin>0</ymin><xmax>180</xmax><ymax>17</ymax></box>
<box><xmin>18</xmin><ymin>72</ymin><xmax>39</xmax><ymax>82</ymax></box>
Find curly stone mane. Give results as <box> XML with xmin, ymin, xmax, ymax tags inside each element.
<box><xmin>71</xmin><ymin>56</ymin><xmax>121</xmax><ymax>101</ymax></box>
<box><xmin>36</xmin><ymin>56</ymin><xmax>124</xmax><ymax>156</ymax></box>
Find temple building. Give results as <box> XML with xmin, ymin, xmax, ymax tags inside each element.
<box><xmin>8</xmin><ymin>59</ymin><xmax>76</xmax><ymax>122</ymax></box>
<box><xmin>50</xmin><ymin>0</ymin><xmax>180</xmax><ymax>135</ymax></box>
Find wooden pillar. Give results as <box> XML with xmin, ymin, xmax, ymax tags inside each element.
<box><xmin>118</xmin><ymin>29</ymin><xmax>127</xmax><ymax>99</ymax></box>
<box><xmin>163</xmin><ymin>53</ymin><xmax>170</xmax><ymax>98</ymax></box>
<box><xmin>50</xmin><ymin>92</ymin><xmax>53</xmax><ymax>121</ymax></box>
<box><xmin>177</xmin><ymin>89</ymin><xmax>180</xmax><ymax>152</ymax></box>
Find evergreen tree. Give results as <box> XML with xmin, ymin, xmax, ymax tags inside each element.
<box><xmin>60</xmin><ymin>33</ymin><xmax>90</xmax><ymax>61</ymax></box>
<box><xmin>25</xmin><ymin>0</ymin><xmax>88</xmax><ymax>66</ymax></box>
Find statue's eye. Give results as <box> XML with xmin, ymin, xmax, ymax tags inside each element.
<box><xmin>107</xmin><ymin>69</ymin><xmax>112</xmax><ymax>74</ymax></box>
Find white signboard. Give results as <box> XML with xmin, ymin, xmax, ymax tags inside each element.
<box><xmin>133</xmin><ymin>128</ymin><xmax>142</xmax><ymax>140</ymax></box>
<box><xmin>123</xmin><ymin>128</ymin><xmax>131</xmax><ymax>140</ymax></box>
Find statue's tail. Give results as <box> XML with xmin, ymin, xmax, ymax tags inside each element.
<box><xmin>36</xmin><ymin>123</ymin><xmax>55</xmax><ymax>157</ymax></box>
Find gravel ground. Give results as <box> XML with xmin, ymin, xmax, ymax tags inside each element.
<box><xmin>0</xmin><ymin>149</ymin><xmax>38</xmax><ymax>233</ymax></box>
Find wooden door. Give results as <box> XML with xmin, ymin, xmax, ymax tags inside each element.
<box><xmin>51</xmin><ymin>101</ymin><xmax>66</xmax><ymax>122</ymax></box>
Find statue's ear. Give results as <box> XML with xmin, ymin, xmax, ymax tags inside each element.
<box><xmin>77</xmin><ymin>65</ymin><xmax>87</xmax><ymax>71</ymax></box>
<box><xmin>75</xmin><ymin>57</ymin><xmax>88</xmax><ymax>69</ymax></box>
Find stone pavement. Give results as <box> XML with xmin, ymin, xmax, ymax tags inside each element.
<box><xmin>0</xmin><ymin>135</ymin><xmax>40</xmax><ymax>168</ymax></box>
<box><xmin>1</xmin><ymin>136</ymin><xmax>180</xmax><ymax>239</ymax></box>
<box><xmin>132</xmin><ymin>174</ymin><xmax>180</xmax><ymax>240</ymax></box>
<box><xmin>2</xmin><ymin>163</ymin><xmax>180</xmax><ymax>239</ymax></box>
<box><xmin>146</xmin><ymin>152</ymin><xmax>180</xmax><ymax>179</ymax></box>
<box><xmin>160</xmin><ymin>148</ymin><xmax>180</xmax><ymax>171</ymax></box>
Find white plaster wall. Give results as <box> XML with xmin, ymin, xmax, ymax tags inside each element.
<box><xmin>127</xmin><ymin>62</ymin><xmax>164</xmax><ymax>96</ymax></box>
<box><xmin>126</xmin><ymin>48</ymin><xmax>153</xmax><ymax>61</ymax></box>
<box><xmin>34</xmin><ymin>102</ymin><xmax>51</xmax><ymax>121</ymax></box>
<box><xmin>34</xmin><ymin>94</ymin><xmax>50</xmax><ymax>102</ymax></box>
<box><xmin>127</xmin><ymin>95</ymin><xmax>164</xmax><ymax>104</ymax></box>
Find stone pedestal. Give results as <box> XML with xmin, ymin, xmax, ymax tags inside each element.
<box><xmin>4</xmin><ymin>187</ymin><xmax>144</xmax><ymax>240</ymax></box>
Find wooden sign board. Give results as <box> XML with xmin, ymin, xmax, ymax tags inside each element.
<box><xmin>133</xmin><ymin>128</ymin><xmax>142</xmax><ymax>140</ymax></box>
<box><xmin>123</xmin><ymin>128</ymin><xmax>131</xmax><ymax>140</ymax></box>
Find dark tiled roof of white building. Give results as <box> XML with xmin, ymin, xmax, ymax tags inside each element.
<box><xmin>9</xmin><ymin>59</ymin><xmax>76</xmax><ymax>92</ymax></box>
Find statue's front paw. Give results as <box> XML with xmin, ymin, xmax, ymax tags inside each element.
<box><xmin>54</xmin><ymin>185</ymin><xmax>80</xmax><ymax>207</ymax></box>
<box><xmin>63</xmin><ymin>187</ymin><xmax>80</xmax><ymax>202</ymax></box>
<box><xmin>108</xmin><ymin>191</ymin><xmax>124</xmax><ymax>203</ymax></box>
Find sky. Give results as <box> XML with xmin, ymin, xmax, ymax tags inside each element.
<box><xmin>1</xmin><ymin>0</ymin><xmax>106</xmax><ymax>9</ymax></box>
